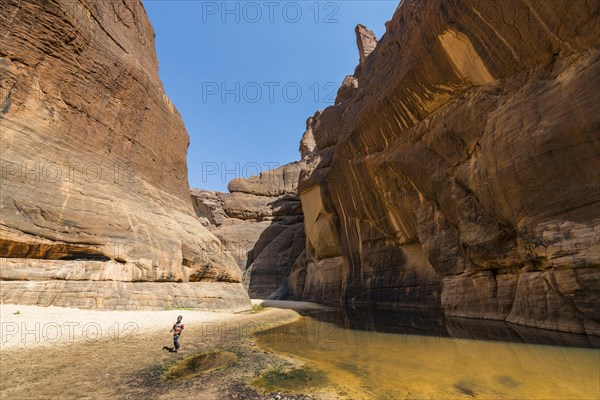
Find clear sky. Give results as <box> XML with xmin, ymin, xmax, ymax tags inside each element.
<box><xmin>142</xmin><ymin>1</ymin><xmax>399</xmax><ymax>191</ymax></box>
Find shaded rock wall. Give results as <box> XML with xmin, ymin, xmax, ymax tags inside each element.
<box><xmin>0</xmin><ymin>0</ymin><xmax>250</xmax><ymax>311</ymax></box>
<box><xmin>286</xmin><ymin>0</ymin><xmax>600</xmax><ymax>335</ymax></box>
<box><xmin>191</xmin><ymin>163</ymin><xmax>305</xmax><ymax>298</ymax></box>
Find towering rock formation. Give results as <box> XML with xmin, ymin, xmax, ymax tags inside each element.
<box><xmin>355</xmin><ymin>24</ymin><xmax>377</xmax><ymax>67</ymax></box>
<box><xmin>285</xmin><ymin>0</ymin><xmax>600</xmax><ymax>335</ymax></box>
<box><xmin>0</xmin><ymin>0</ymin><xmax>250</xmax><ymax>310</ymax></box>
<box><xmin>191</xmin><ymin>163</ymin><xmax>305</xmax><ymax>298</ymax></box>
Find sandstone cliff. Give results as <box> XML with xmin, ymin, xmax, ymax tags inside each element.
<box><xmin>191</xmin><ymin>162</ymin><xmax>305</xmax><ymax>298</ymax></box>
<box><xmin>285</xmin><ymin>0</ymin><xmax>600</xmax><ymax>335</ymax></box>
<box><xmin>0</xmin><ymin>0</ymin><xmax>250</xmax><ymax>310</ymax></box>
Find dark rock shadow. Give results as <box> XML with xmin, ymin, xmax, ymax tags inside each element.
<box><xmin>243</xmin><ymin>196</ymin><xmax>306</xmax><ymax>299</ymax></box>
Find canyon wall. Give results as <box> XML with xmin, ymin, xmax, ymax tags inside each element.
<box><xmin>285</xmin><ymin>0</ymin><xmax>600</xmax><ymax>335</ymax></box>
<box><xmin>191</xmin><ymin>162</ymin><xmax>305</xmax><ymax>298</ymax></box>
<box><xmin>0</xmin><ymin>0</ymin><xmax>250</xmax><ymax>310</ymax></box>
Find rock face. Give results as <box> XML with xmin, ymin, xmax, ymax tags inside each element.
<box><xmin>0</xmin><ymin>0</ymin><xmax>250</xmax><ymax>311</ymax></box>
<box><xmin>191</xmin><ymin>163</ymin><xmax>305</xmax><ymax>298</ymax></box>
<box><xmin>285</xmin><ymin>0</ymin><xmax>600</xmax><ymax>335</ymax></box>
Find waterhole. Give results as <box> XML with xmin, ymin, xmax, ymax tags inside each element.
<box><xmin>253</xmin><ymin>309</ymin><xmax>600</xmax><ymax>399</ymax></box>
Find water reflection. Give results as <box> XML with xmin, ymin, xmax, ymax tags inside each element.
<box><xmin>254</xmin><ymin>307</ymin><xmax>600</xmax><ymax>399</ymax></box>
<box><xmin>301</xmin><ymin>307</ymin><xmax>600</xmax><ymax>349</ymax></box>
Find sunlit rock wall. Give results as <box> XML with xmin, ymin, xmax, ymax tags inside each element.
<box><xmin>0</xmin><ymin>0</ymin><xmax>250</xmax><ymax>311</ymax></box>
<box><xmin>287</xmin><ymin>0</ymin><xmax>600</xmax><ymax>335</ymax></box>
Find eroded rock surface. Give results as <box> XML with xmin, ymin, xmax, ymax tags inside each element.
<box><xmin>355</xmin><ymin>24</ymin><xmax>377</xmax><ymax>67</ymax></box>
<box><xmin>285</xmin><ymin>0</ymin><xmax>600</xmax><ymax>335</ymax></box>
<box><xmin>191</xmin><ymin>163</ymin><xmax>305</xmax><ymax>298</ymax></box>
<box><xmin>0</xmin><ymin>0</ymin><xmax>249</xmax><ymax>311</ymax></box>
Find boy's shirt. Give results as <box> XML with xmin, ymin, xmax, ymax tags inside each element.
<box><xmin>173</xmin><ymin>322</ymin><xmax>184</xmax><ymax>336</ymax></box>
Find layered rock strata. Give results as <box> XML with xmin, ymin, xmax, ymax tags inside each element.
<box><xmin>191</xmin><ymin>163</ymin><xmax>305</xmax><ymax>298</ymax></box>
<box><xmin>0</xmin><ymin>0</ymin><xmax>250</xmax><ymax>311</ymax></box>
<box><xmin>285</xmin><ymin>0</ymin><xmax>600</xmax><ymax>335</ymax></box>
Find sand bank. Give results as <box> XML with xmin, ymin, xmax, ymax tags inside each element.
<box><xmin>1</xmin><ymin>304</ymin><xmax>242</xmax><ymax>351</ymax></box>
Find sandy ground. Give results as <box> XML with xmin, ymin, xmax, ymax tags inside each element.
<box><xmin>0</xmin><ymin>300</ymin><xmax>329</xmax><ymax>351</ymax></box>
<box><xmin>253</xmin><ymin>300</ymin><xmax>336</xmax><ymax>313</ymax></box>
<box><xmin>0</xmin><ymin>301</ymin><xmax>345</xmax><ymax>399</ymax></box>
<box><xmin>0</xmin><ymin>304</ymin><xmax>242</xmax><ymax>351</ymax></box>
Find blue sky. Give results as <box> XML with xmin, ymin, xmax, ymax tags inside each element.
<box><xmin>142</xmin><ymin>1</ymin><xmax>399</xmax><ymax>191</ymax></box>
